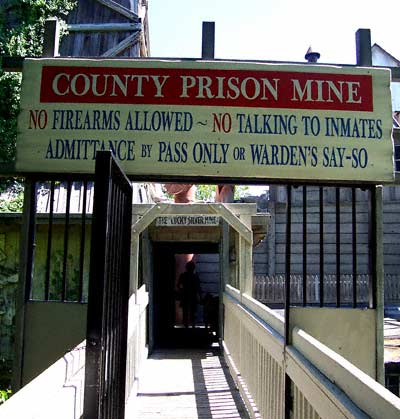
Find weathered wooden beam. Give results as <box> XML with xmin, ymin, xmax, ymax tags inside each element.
<box><xmin>95</xmin><ymin>0</ymin><xmax>140</xmax><ymax>22</ymax></box>
<box><xmin>43</xmin><ymin>18</ymin><xmax>60</xmax><ymax>58</ymax></box>
<box><xmin>68</xmin><ymin>22</ymin><xmax>141</xmax><ymax>32</ymax></box>
<box><xmin>101</xmin><ymin>31</ymin><xmax>141</xmax><ymax>57</ymax></box>
<box><xmin>210</xmin><ymin>204</ymin><xmax>252</xmax><ymax>244</ymax></box>
<box><xmin>132</xmin><ymin>204</ymin><xmax>167</xmax><ymax>235</ymax></box>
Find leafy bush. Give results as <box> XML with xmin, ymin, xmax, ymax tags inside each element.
<box><xmin>0</xmin><ymin>358</ymin><xmax>12</xmax><ymax>403</ymax></box>
<box><xmin>0</xmin><ymin>1</ymin><xmax>76</xmax><ymax>198</ymax></box>
<box><xmin>0</xmin><ymin>388</ymin><xmax>11</xmax><ymax>404</ymax></box>
<box><xmin>0</xmin><ymin>178</ymin><xmax>23</xmax><ymax>211</ymax></box>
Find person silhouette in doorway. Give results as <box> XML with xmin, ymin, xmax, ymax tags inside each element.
<box><xmin>178</xmin><ymin>261</ymin><xmax>202</xmax><ymax>328</ymax></box>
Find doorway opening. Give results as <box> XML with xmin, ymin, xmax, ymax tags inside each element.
<box><xmin>152</xmin><ymin>242</ymin><xmax>220</xmax><ymax>349</ymax></box>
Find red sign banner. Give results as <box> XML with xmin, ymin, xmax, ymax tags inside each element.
<box><xmin>40</xmin><ymin>65</ymin><xmax>373</xmax><ymax>111</ymax></box>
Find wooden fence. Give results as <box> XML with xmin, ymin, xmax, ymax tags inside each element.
<box><xmin>253</xmin><ymin>274</ymin><xmax>400</xmax><ymax>305</ymax></box>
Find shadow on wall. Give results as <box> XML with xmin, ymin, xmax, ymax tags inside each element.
<box><xmin>0</xmin><ymin>264</ymin><xmax>18</xmax><ymax>384</ymax></box>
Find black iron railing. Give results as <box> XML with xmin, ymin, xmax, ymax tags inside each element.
<box><xmin>281</xmin><ymin>185</ymin><xmax>377</xmax><ymax>310</ymax></box>
<box><xmin>22</xmin><ymin>177</ymin><xmax>94</xmax><ymax>303</ymax></box>
<box><xmin>84</xmin><ymin>151</ymin><xmax>132</xmax><ymax>419</ymax></box>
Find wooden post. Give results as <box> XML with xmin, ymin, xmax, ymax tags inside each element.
<box><xmin>43</xmin><ymin>18</ymin><xmax>60</xmax><ymax>57</ymax></box>
<box><xmin>12</xmin><ymin>19</ymin><xmax>59</xmax><ymax>391</ymax></box>
<box><xmin>355</xmin><ymin>29</ymin><xmax>384</xmax><ymax>384</ymax></box>
<box><xmin>202</xmin><ymin>21</ymin><xmax>215</xmax><ymax>59</ymax></box>
<box><xmin>201</xmin><ymin>22</ymin><xmax>237</xmax><ymax>204</ymax></box>
<box><xmin>284</xmin><ymin>185</ymin><xmax>292</xmax><ymax>419</ymax></box>
<box><xmin>241</xmin><ymin>214</ymin><xmax>253</xmax><ymax>296</ymax></box>
<box><xmin>142</xmin><ymin>230</ymin><xmax>154</xmax><ymax>352</ymax></box>
<box><xmin>130</xmin><ymin>233</ymin><xmax>140</xmax><ymax>295</ymax></box>
<box><xmin>267</xmin><ymin>201</ymin><xmax>276</xmax><ymax>275</ymax></box>
<box><xmin>220</xmin><ymin>220</ymin><xmax>230</xmax><ymax>343</ymax></box>
<box><xmin>12</xmin><ymin>180</ymin><xmax>36</xmax><ymax>390</ymax></box>
<box><xmin>375</xmin><ymin>186</ymin><xmax>385</xmax><ymax>384</ymax></box>
<box><xmin>355</xmin><ymin>28</ymin><xmax>372</xmax><ymax>66</ymax></box>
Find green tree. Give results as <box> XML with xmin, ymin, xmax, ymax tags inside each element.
<box><xmin>0</xmin><ymin>0</ymin><xmax>76</xmax><ymax>57</ymax></box>
<box><xmin>0</xmin><ymin>1</ymin><xmax>76</xmax><ymax>210</ymax></box>
<box><xmin>195</xmin><ymin>184</ymin><xmax>249</xmax><ymax>201</ymax></box>
<box><xmin>195</xmin><ymin>184</ymin><xmax>216</xmax><ymax>201</ymax></box>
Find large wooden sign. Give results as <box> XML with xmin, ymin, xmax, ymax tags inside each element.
<box><xmin>16</xmin><ymin>58</ymin><xmax>394</xmax><ymax>183</ymax></box>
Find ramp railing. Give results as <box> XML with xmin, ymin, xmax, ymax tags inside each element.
<box><xmin>223</xmin><ymin>286</ymin><xmax>400</xmax><ymax>419</ymax></box>
<box><xmin>0</xmin><ymin>287</ymin><xmax>148</xmax><ymax>419</ymax></box>
<box><xmin>0</xmin><ymin>342</ymin><xmax>86</xmax><ymax>419</ymax></box>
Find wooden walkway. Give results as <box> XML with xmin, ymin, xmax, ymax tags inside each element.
<box><xmin>127</xmin><ymin>348</ymin><xmax>250</xmax><ymax>419</ymax></box>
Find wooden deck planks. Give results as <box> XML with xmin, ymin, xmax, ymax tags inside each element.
<box><xmin>127</xmin><ymin>348</ymin><xmax>250</xmax><ymax>419</ymax></box>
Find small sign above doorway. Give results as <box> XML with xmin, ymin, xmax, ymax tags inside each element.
<box><xmin>155</xmin><ymin>214</ymin><xmax>220</xmax><ymax>227</ymax></box>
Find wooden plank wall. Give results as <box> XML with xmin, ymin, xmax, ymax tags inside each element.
<box><xmin>383</xmin><ymin>200</ymin><xmax>400</xmax><ymax>274</ymax></box>
<box><xmin>194</xmin><ymin>253</ymin><xmax>220</xmax><ymax>296</ymax></box>
<box><xmin>60</xmin><ymin>0</ymin><xmax>142</xmax><ymax>57</ymax></box>
<box><xmin>139</xmin><ymin>185</ymin><xmax>400</xmax><ymax>304</ymax></box>
<box><xmin>253</xmin><ymin>185</ymin><xmax>400</xmax><ymax>278</ymax></box>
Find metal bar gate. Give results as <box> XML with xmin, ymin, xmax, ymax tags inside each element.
<box><xmin>283</xmin><ymin>184</ymin><xmax>379</xmax><ymax>419</ymax></box>
<box><xmin>83</xmin><ymin>151</ymin><xmax>133</xmax><ymax>419</ymax></box>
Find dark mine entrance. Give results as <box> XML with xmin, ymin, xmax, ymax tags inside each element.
<box><xmin>152</xmin><ymin>242</ymin><xmax>220</xmax><ymax>349</ymax></box>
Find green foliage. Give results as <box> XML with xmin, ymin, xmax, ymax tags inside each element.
<box><xmin>0</xmin><ymin>0</ymin><xmax>76</xmax><ymax>204</ymax></box>
<box><xmin>195</xmin><ymin>184</ymin><xmax>250</xmax><ymax>201</ymax></box>
<box><xmin>0</xmin><ymin>73</ymin><xmax>20</xmax><ymax>163</ymax></box>
<box><xmin>0</xmin><ymin>0</ymin><xmax>76</xmax><ymax>165</ymax></box>
<box><xmin>0</xmin><ymin>190</ymin><xmax>23</xmax><ymax>211</ymax></box>
<box><xmin>0</xmin><ymin>177</ymin><xmax>23</xmax><ymax>211</ymax></box>
<box><xmin>0</xmin><ymin>358</ymin><xmax>12</xmax><ymax>398</ymax></box>
<box><xmin>234</xmin><ymin>185</ymin><xmax>249</xmax><ymax>199</ymax></box>
<box><xmin>0</xmin><ymin>0</ymin><xmax>76</xmax><ymax>57</ymax></box>
<box><xmin>31</xmin><ymin>247</ymin><xmax>84</xmax><ymax>301</ymax></box>
<box><xmin>49</xmin><ymin>250</ymin><xmax>80</xmax><ymax>301</ymax></box>
<box><xmin>0</xmin><ymin>389</ymin><xmax>11</xmax><ymax>404</ymax></box>
<box><xmin>195</xmin><ymin>184</ymin><xmax>216</xmax><ymax>201</ymax></box>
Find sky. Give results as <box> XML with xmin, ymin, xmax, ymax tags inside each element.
<box><xmin>147</xmin><ymin>0</ymin><xmax>398</xmax><ymax>196</ymax></box>
<box><xmin>148</xmin><ymin>0</ymin><xmax>399</xmax><ymax>64</ymax></box>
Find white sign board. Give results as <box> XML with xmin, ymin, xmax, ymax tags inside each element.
<box><xmin>16</xmin><ymin>58</ymin><xmax>394</xmax><ymax>183</ymax></box>
<box><xmin>155</xmin><ymin>215</ymin><xmax>220</xmax><ymax>227</ymax></box>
